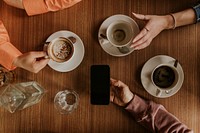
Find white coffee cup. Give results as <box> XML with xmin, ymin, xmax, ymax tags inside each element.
<box><xmin>106</xmin><ymin>20</ymin><xmax>133</xmax><ymax>47</ymax></box>
<box><xmin>44</xmin><ymin>37</ymin><xmax>76</xmax><ymax>63</ymax></box>
<box><xmin>151</xmin><ymin>64</ymin><xmax>179</xmax><ymax>96</ymax></box>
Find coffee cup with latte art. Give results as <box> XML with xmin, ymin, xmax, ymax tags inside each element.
<box><xmin>44</xmin><ymin>37</ymin><xmax>76</xmax><ymax>63</ymax></box>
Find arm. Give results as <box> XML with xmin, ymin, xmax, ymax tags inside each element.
<box><xmin>3</xmin><ymin>0</ymin><xmax>81</xmax><ymax>16</ymax></box>
<box><xmin>23</xmin><ymin>0</ymin><xmax>82</xmax><ymax>16</ymax></box>
<box><xmin>0</xmin><ymin>21</ymin><xmax>22</xmax><ymax>70</ymax></box>
<box><xmin>131</xmin><ymin>7</ymin><xmax>196</xmax><ymax>50</ymax></box>
<box><xmin>110</xmin><ymin>78</ymin><xmax>193</xmax><ymax>133</ymax></box>
<box><xmin>0</xmin><ymin>21</ymin><xmax>49</xmax><ymax>73</ymax></box>
<box><xmin>125</xmin><ymin>95</ymin><xmax>193</xmax><ymax>133</ymax></box>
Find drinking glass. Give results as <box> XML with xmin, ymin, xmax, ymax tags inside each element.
<box><xmin>54</xmin><ymin>89</ymin><xmax>79</xmax><ymax>114</ymax></box>
<box><xmin>0</xmin><ymin>81</ymin><xmax>46</xmax><ymax>113</ymax></box>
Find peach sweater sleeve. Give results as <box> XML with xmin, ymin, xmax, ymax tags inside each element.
<box><xmin>125</xmin><ymin>95</ymin><xmax>193</xmax><ymax>133</ymax></box>
<box><xmin>22</xmin><ymin>0</ymin><xmax>82</xmax><ymax>16</ymax></box>
<box><xmin>0</xmin><ymin>21</ymin><xmax>22</xmax><ymax>70</ymax></box>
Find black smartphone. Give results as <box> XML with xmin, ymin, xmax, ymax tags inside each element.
<box><xmin>90</xmin><ymin>65</ymin><xmax>110</xmax><ymax>105</ymax></box>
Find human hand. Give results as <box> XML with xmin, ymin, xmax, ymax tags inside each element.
<box><xmin>131</xmin><ymin>12</ymin><xmax>174</xmax><ymax>50</ymax></box>
<box><xmin>13</xmin><ymin>51</ymin><xmax>49</xmax><ymax>73</ymax></box>
<box><xmin>110</xmin><ymin>78</ymin><xmax>134</xmax><ymax>107</ymax></box>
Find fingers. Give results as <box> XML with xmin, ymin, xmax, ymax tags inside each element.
<box><xmin>113</xmin><ymin>80</ymin><xmax>128</xmax><ymax>89</ymax></box>
<box><xmin>29</xmin><ymin>51</ymin><xmax>47</xmax><ymax>58</ymax></box>
<box><xmin>33</xmin><ymin>59</ymin><xmax>49</xmax><ymax>73</ymax></box>
<box><xmin>131</xmin><ymin>12</ymin><xmax>154</xmax><ymax>50</ymax></box>
<box><xmin>110</xmin><ymin>78</ymin><xmax>117</xmax><ymax>84</ymax></box>
<box><xmin>131</xmin><ymin>24</ymin><xmax>152</xmax><ymax>50</ymax></box>
<box><xmin>132</xmin><ymin>12</ymin><xmax>145</xmax><ymax>20</ymax></box>
<box><xmin>110</xmin><ymin>88</ymin><xmax>115</xmax><ymax>102</ymax></box>
<box><xmin>131</xmin><ymin>32</ymin><xmax>151</xmax><ymax>49</ymax></box>
<box><xmin>132</xmin><ymin>12</ymin><xmax>151</xmax><ymax>20</ymax></box>
<box><xmin>36</xmin><ymin>58</ymin><xmax>49</xmax><ymax>67</ymax></box>
<box><xmin>132</xmin><ymin>28</ymin><xmax>148</xmax><ymax>44</ymax></box>
<box><xmin>133</xmin><ymin>39</ymin><xmax>151</xmax><ymax>50</ymax></box>
<box><xmin>110</xmin><ymin>78</ymin><xmax>128</xmax><ymax>88</ymax></box>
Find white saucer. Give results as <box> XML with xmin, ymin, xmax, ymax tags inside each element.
<box><xmin>46</xmin><ymin>30</ymin><xmax>85</xmax><ymax>72</ymax></box>
<box><xmin>141</xmin><ymin>55</ymin><xmax>184</xmax><ymax>98</ymax></box>
<box><xmin>98</xmin><ymin>14</ymin><xmax>140</xmax><ymax>57</ymax></box>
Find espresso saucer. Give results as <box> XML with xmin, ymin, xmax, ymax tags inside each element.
<box><xmin>45</xmin><ymin>30</ymin><xmax>85</xmax><ymax>72</ymax></box>
<box><xmin>98</xmin><ymin>14</ymin><xmax>140</xmax><ymax>57</ymax></box>
<box><xmin>141</xmin><ymin>55</ymin><xmax>184</xmax><ymax>98</ymax></box>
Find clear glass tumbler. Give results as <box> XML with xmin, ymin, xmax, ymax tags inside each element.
<box><xmin>0</xmin><ymin>81</ymin><xmax>46</xmax><ymax>113</ymax></box>
<box><xmin>54</xmin><ymin>89</ymin><xmax>79</xmax><ymax>114</ymax></box>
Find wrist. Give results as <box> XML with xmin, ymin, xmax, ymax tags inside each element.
<box><xmin>164</xmin><ymin>14</ymin><xmax>176</xmax><ymax>29</ymax></box>
<box><xmin>12</xmin><ymin>56</ymin><xmax>20</xmax><ymax>68</ymax></box>
<box><xmin>124</xmin><ymin>92</ymin><xmax>134</xmax><ymax>107</ymax></box>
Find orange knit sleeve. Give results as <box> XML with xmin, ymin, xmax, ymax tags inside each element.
<box><xmin>0</xmin><ymin>21</ymin><xmax>22</xmax><ymax>70</ymax></box>
<box><xmin>23</xmin><ymin>0</ymin><xmax>82</xmax><ymax>16</ymax></box>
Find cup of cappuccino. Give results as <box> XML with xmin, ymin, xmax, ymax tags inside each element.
<box><xmin>106</xmin><ymin>20</ymin><xmax>133</xmax><ymax>47</ymax></box>
<box><xmin>151</xmin><ymin>64</ymin><xmax>179</xmax><ymax>96</ymax></box>
<box><xmin>44</xmin><ymin>37</ymin><xmax>76</xmax><ymax>63</ymax></box>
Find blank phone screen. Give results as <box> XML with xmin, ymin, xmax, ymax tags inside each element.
<box><xmin>90</xmin><ymin>65</ymin><xmax>110</xmax><ymax>105</ymax></box>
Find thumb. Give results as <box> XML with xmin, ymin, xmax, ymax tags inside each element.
<box><xmin>132</xmin><ymin>12</ymin><xmax>150</xmax><ymax>20</ymax></box>
<box><xmin>35</xmin><ymin>58</ymin><xmax>49</xmax><ymax>69</ymax></box>
<box><xmin>113</xmin><ymin>81</ymin><xmax>120</xmax><ymax>87</ymax></box>
<box><xmin>30</xmin><ymin>51</ymin><xmax>47</xmax><ymax>58</ymax></box>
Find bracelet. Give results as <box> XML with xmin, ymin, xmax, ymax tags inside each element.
<box><xmin>169</xmin><ymin>14</ymin><xmax>176</xmax><ymax>29</ymax></box>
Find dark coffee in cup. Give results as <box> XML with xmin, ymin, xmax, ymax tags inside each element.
<box><xmin>153</xmin><ymin>66</ymin><xmax>175</xmax><ymax>88</ymax></box>
<box><xmin>107</xmin><ymin>20</ymin><xmax>133</xmax><ymax>47</ymax></box>
<box><xmin>113</xmin><ymin>29</ymin><xmax>126</xmax><ymax>43</ymax></box>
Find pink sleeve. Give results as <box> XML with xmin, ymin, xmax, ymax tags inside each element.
<box><xmin>0</xmin><ymin>21</ymin><xmax>22</xmax><ymax>70</ymax></box>
<box><xmin>125</xmin><ymin>95</ymin><xmax>193</xmax><ymax>133</ymax></box>
<box><xmin>23</xmin><ymin>0</ymin><xmax>82</xmax><ymax>16</ymax></box>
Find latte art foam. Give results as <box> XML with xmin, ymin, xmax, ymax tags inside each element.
<box><xmin>52</xmin><ymin>40</ymin><xmax>72</xmax><ymax>60</ymax></box>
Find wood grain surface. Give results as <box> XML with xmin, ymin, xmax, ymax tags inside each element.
<box><xmin>0</xmin><ymin>0</ymin><xmax>199</xmax><ymax>133</ymax></box>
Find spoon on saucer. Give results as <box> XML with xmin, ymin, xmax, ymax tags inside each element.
<box><xmin>100</xmin><ymin>34</ymin><xmax>130</xmax><ymax>54</ymax></box>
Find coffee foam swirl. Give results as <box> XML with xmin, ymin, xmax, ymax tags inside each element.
<box><xmin>52</xmin><ymin>40</ymin><xmax>72</xmax><ymax>60</ymax></box>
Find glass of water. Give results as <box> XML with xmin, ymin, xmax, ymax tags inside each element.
<box><xmin>54</xmin><ymin>89</ymin><xmax>79</xmax><ymax>114</ymax></box>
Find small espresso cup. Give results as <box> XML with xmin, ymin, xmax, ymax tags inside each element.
<box><xmin>151</xmin><ymin>64</ymin><xmax>179</xmax><ymax>97</ymax></box>
<box><xmin>44</xmin><ymin>37</ymin><xmax>76</xmax><ymax>63</ymax></box>
<box><xmin>106</xmin><ymin>20</ymin><xmax>133</xmax><ymax>47</ymax></box>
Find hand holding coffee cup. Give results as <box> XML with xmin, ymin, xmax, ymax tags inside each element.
<box><xmin>151</xmin><ymin>63</ymin><xmax>179</xmax><ymax>97</ymax></box>
<box><xmin>44</xmin><ymin>37</ymin><xmax>76</xmax><ymax>63</ymax></box>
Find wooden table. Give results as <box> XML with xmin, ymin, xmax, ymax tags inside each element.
<box><xmin>0</xmin><ymin>0</ymin><xmax>199</xmax><ymax>132</ymax></box>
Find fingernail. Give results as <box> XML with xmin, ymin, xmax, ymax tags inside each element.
<box><xmin>44</xmin><ymin>55</ymin><xmax>49</xmax><ymax>59</ymax></box>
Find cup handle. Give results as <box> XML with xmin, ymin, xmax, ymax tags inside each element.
<box><xmin>43</xmin><ymin>42</ymin><xmax>50</xmax><ymax>59</ymax></box>
<box><xmin>67</xmin><ymin>36</ymin><xmax>76</xmax><ymax>44</ymax></box>
<box><xmin>156</xmin><ymin>89</ymin><xmax>162</xmax><ymax>97</ymax></box>
<box><xmin>165</xmin><ymin>89</ymin><xmax>172</xmax><ymax>94</ymax></box>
